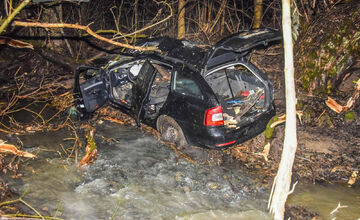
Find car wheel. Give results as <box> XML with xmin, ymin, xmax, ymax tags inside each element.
<box><xmin>156</xmin><ymin>115</ymin><xmax>188</xmax><ymax>146</ymax></box>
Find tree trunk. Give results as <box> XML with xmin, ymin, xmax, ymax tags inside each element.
<box><xmin>253</xmin><ymin>0</ymin><xmax>263</xmax><ymax>29</ymax></box>
<box><xmin>177</xmin><ymin>0</ymin><xmax>185</xmax><ymax>39</ymax></box>
<box><xmin>268</xmin><ymin>0</ymin><xmax>297</xmax><ymax>219</ymax></box>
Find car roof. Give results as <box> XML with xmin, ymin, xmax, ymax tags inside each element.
<box><xmin>134</xmin><ymin>36</ymin><xmax>208</xmax><ymax>69</ymax></box>
<box><xmin>130</xmin><ymin>28</ymin><xmax>281</xmax><ymax>71</ymax></box>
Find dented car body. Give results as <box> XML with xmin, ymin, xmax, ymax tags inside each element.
<box><xmin>74</xmin><ymin>28</ymin><xmax>281</xmax><ymax>148</ymax></box>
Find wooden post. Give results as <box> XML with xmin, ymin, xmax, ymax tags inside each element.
<box><xmin>268</xmin><ymin>0</ymin><xmax>297</xmax><ymax>219</ymax></box>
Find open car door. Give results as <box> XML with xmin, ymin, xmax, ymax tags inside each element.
<box><xmin>74</xmin><ymin>66</ymin><xmax>109</xmax><ymax>117</ymax></box>
<box><xmin>204</xmin><ymin>28</ymin><xmax>281</xmax><ymax>71</ymax></box>
<box><xmin>131</xmin><ymin>60</ymin><xmax>157</xmax><ymax>126</ymax></box>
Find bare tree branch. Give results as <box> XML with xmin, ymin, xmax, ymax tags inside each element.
<box><xmin>0</xmin><ymin>0</ymin><xmax>31</xmax><ymax>34</ymax></box>
<box><xmin>12</xmin><ymin>21</ymin><xmax>160</xmax><ymax>52</ymax></box>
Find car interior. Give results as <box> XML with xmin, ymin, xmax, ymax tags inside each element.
<box><xmin>205</xmin><ymin>64</ymin><xmax>267</xmax><ymax>129</ymax></box>
<box><xmin>108</xmin><ymin>60</ymin><xmax>172</xmax><ymax>119</ymax></box>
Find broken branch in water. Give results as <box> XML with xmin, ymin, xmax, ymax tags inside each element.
<box><xmin>79</xmin><ymin>126</ymin><xmax>98</xmax><ymax>166</ymax></box>
<box><xmin>330</xmin><ymin>202</ymin><xmax>348</xmax><ymax>215</ymax></box>
<box><xmin>0</xmin><ymin>140</ymin><xmax>36</xmax><ymax>158</ymax></box>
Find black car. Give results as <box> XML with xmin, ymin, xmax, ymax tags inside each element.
<box><xmin>74</xmin><ymin>28</ymin><xmax>281</xmax><ymax>148</ymax></box>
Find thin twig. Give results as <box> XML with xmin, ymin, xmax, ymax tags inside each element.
<box><xmin>287</xmin><ymin>181</ymin><xmax>298</xmax><ymax>195</ymax></box>
<box><xmin>112</xmin><ymin>1</ymin><xmax>173</xmax><ymax>40</ymax></box>
<box><xmin>330</xmin><ymin>202</ymin><xmax>348</xmax><ymax>215</ymax></box>
<box><xmin>110</xmin><ymin>197</ymin><xmax>123</xmax><ymax>220</ymax></box>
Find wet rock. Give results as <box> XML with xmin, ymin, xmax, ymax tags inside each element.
<box><xmin>183</xmin><ymin>186</ymin><xmax>190</xmax><ymax>193</ymax></box>
<box><xmin>206</xmin><ymin>182</ymin><xmax>218</xmax><ymax>190</ymax></box>
<box><xmin>242</xmin><ymin>185</ymin><xmax>250</xmax><ymax>193</ymax></box>
<box><xmin>284</xmin><ymin>206</ymin><xmax>320</xmax><ymax>220</ymax></box>
<box><xmin>175</xmin><ymin>172</ymin><xmax>182</xmax><ymax>182</ymax></box>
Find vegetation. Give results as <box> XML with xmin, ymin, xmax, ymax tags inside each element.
<box><xmin>295</xmin><ymin>2</ymin><xmax>360</xmax><ymax>95</ymax></box>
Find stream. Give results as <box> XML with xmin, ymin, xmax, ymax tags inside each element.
<box><xmin>1</xmin><ymin>120</ymin><xmax>360</xmax><ymax>219</ymax></box>
<box><xmin>1</xmin><ymin>121</ymin><xmax>271</xmax><ymax>219</ymax></box>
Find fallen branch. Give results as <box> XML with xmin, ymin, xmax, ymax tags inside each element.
<box><xmin>326</xmin><ymin>79</ymin><xmax>360</xmax><ymax>113</ymax></box>
<box><xmin>103</xmin><ymin>116</ymin><xmax>125</xmax><ymax>125</ymax></box>
<box><xmin>0</xmin><ymin>36</ymin><xmax>34</xmax><ymax>49</ymax></box>
<box><xmin>12</xmin><ymin>21</ymin><xmax>159</xmax><ymax>52</ymax></box>
<box><xmin>79</xmin><ymin>126</ymin><xmax>97</xmax><ymax>166</ymax></box>
<box><xmin>0</xmin><ymin>140</ymin><xmax>36</xmax><ymax>158</ymax></box>
<box><xmin>330</xmin><ymin>202</ymin><xmax>348</xmax><ymax>215</ymax></box>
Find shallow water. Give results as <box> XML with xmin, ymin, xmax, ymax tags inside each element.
<box><xmin>289</xmin><ymin>183</ymin><xmax>360</xmax><ymax>220</ymax></box>
<box><xmin>4</xmin><ymin>119</ymin><xmax>359</xmax><ymax>219</ymax></box>
<box><xmin>2</xmin><ymin>121</ymin><xmax>271</xmax><ymax>219</ymax></box>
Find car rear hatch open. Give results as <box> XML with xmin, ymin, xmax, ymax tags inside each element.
<box><xmin>204</xmin><ymin>28</ymin><xmax>280</xmax><ymax>130</ymax></box>
<box><xmin>204</xmin><ymin>28</ymin><xmax>282</xmax><ymax>71</ymax></box>
<box><xmin>205</xmin><ymin>62</ymin><xmax>273</xmax><ymax>130</ymax></box>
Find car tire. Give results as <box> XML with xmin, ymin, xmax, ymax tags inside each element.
<box><xmin>156</xmin><ymin>115</ymin><xmax>188</xmax><ymax>146</ymax></box>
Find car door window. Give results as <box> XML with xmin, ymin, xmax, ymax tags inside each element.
<box><xmin>172</xmin><ymin>71</ymin><xmax>204</xmax><ymax>100</ymax></box>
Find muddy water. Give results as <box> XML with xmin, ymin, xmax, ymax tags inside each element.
<box><xmin>289</xmin><ymin>183</ymin><xmax>360</xmax><ymax>220</ymax></box>
<box><xmin>2</xmin><ymin>121</ymin><xmax>271</xmax><ymax>219</ymax></box>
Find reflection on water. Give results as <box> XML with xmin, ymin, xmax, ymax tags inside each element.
<box><xmin>176</xmin><ymin>210</ymin><xmax>270</xmax><ymax>220</ymax></box>
<box><xmin>289</xmin><ymin>183</ymin><xmax>360</xmax><ymax>220</ymax></box>
<box><xmin>3</xmin><ymin>121</ymin><xmax>271</xmax><ymax>219</ymax></box>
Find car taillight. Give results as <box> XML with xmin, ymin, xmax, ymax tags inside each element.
<box><xmin>204</xmin><ymin>106</ymin><xmax>224</xmax><ymax>126</ymax></box>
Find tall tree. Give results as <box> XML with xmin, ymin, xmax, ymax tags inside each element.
<box><xmin>253</xmin><ymin>0</ymin><xmax>263</xmax><ymax>29</ymax></box>
<box><xmin>177</xmin><ymin>0</ymin><xmax>185</xmax><ymax>39</ymax></box>
<box><xmin>268</xmin><ymin>0</ymin><xmax>297</xmax><ymax>219</ymax></box>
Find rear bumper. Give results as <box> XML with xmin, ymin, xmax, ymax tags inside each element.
<box><xmin>189</xmin><ymin>108</ymin><xmax>275</xmax><ymax>149</ymax></box>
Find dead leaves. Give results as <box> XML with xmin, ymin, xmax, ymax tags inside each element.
<box><xmin>262</xmin><ymin>142</ymin><xmax>271</xmax><ymax>162</ymax></box>
<box><xmin>103</xmin><ymin>116</ymin><xmax>125</xmax><ymax>125</ymax></box>
<box><xmin>347</xmin><ymin>170</ymin><xmax>358</xmax><ymax>187</ymax></box>
<box><xmin>0</xmin><ymin>140</ymin><xmax>36</xmax><ymax>158</ymax></box>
